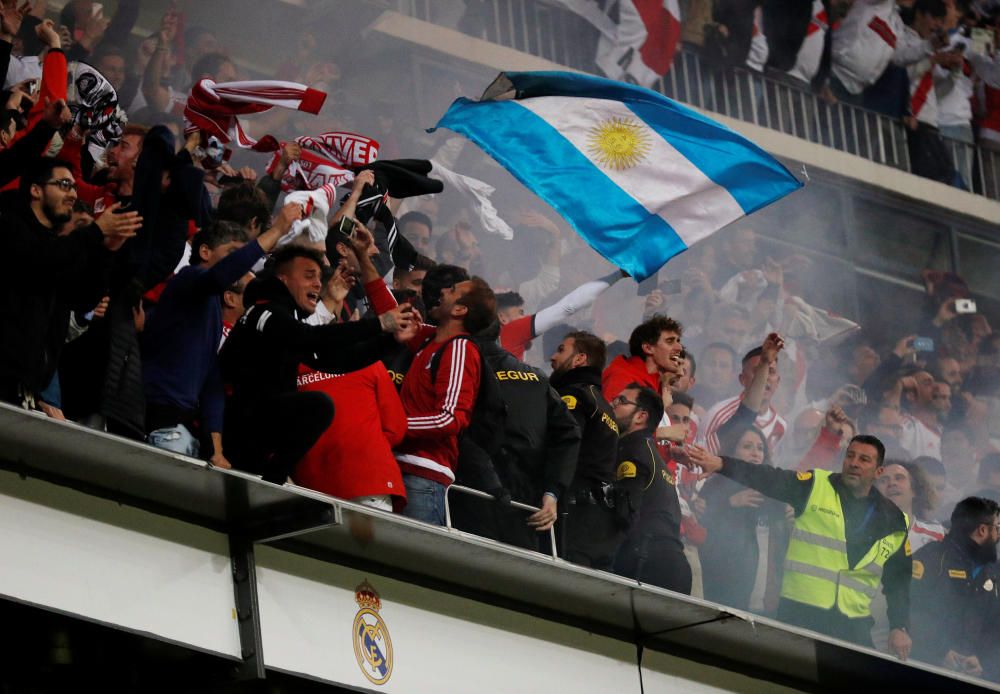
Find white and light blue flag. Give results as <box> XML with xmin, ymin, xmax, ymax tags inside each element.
<box><xmin>432</xmin><ymin>71</ymin><xmax>802</xmax><ymax>281</ymax></box>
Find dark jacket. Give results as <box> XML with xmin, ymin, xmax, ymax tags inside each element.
<box><xmin>911</xmin><ymin>533</ymin><xmax>1000</xmax><ymax>678</ymax></box>
<box><xmin>704</xmin><ymin>0</ymin><xmax>759</xmax><ymax>68</ymax></box>
<box><xmin>0</xmin><ymin>194</ymin><xmax>111</xmax><ymax>397</ymax></box>
<box><xmin>616</xmin><ymin>430</ymin><xmax>684</xmax><ymax>551</ymax></box>
<box><xmin>141</xmin><ymin>240</ymin><xmax>266</xmax><ymax>434</ymax></box>
<box><xmin>455</xmin><ymin>340</ymin><xmax>580</xmax><ymax>504</ymax></box>
<box><xmin>699</xmin><ymin>471</ymin><xmax>785</xmax><ymax>610</ymax></box>
<box><xmin>98</xmin><ymin>126</ymin><xmax>210</xmax><ymax>437</ymax></box>
<box><xmin>550</xmin><ymin>365</ymin><xmax>619</xmax><ymax>489</ymax></box>
<box><xmin>219</xmin><ymin>275</ymin><xmax>391</xmax><ymax>417</ymax></box>
<box><xmin>719</xmin><ymin>458</ymin><xmax>912</xmax><ymax>630</ymax></box>
<box><xmin>763</xmin><ymin>0</ymin><xmax>832</xmax><ymax>89</ymax></box>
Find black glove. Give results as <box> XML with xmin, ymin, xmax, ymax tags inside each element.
<box><xmin>487</xmin><ymin>486</ymin><xmax>512</xmax><ymax>507</ymax></box>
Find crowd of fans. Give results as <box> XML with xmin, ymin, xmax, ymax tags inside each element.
<box><xmin>677</xmin><ymin>0</ymin><xmax>1000</xmax><ymax>190</ymax></box>
<box><xmin>2</xmin><ymin>0</ymin><xmax>1000</xmax><ymax>685</ymax></box>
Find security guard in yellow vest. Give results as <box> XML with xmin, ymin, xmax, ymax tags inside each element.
<box><xmin>686</xmin><ymin>434</ymin><xmax>913</xmax><ymax>659</ymax></box>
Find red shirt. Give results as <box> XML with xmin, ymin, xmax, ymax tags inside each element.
<box><xmin>601</xmin><ymin>355</ymin><xmax>660</xmax><ymax>401</ymax></box>
<box><xmin>500</xmin><ymin>314</ymin><xmax>535</xmax><ymax>360</ymax></box>
<box><xmin>395</xmin><ymin>329</ymin><xmax>480</xmax><ymax>486</ymax></box>
<box><xmin>294</xmin><ymin>362</ymin><xmax>408</xmax><ymax>508</ymax></box>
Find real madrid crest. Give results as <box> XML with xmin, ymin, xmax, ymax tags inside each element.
<box><xmin>353</xmin><ymin>579</ymin><xmax>393</xmax><ymax>685</ymax></box>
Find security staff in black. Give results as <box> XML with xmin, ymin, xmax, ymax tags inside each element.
<box><xmin>611</xmin><ymin>384</ymin><xmax>691</xmax><ymax>594</ymax></box>
<box><xmin>549</xmin><ymin>331</ymin><xmax>622</xmax><ymax>570</ymax></box>
<box><xmin>685</xmin><ymin>434</ymin><xmax>913</xmax><ymax>659</ymax></box>
<box><xmin>451</xmin><ymin>322</ymin><xmax>581</xmax><ymax>552</ymax></box>
<box><xmin>911</xmin><ymin>497</ymin><xmax>1000</xmax><ymax>680</ymax></box>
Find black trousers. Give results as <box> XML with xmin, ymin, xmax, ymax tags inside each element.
<box><xmin>614</xmin><ymin>533</ymin><xmax>692</xmax><ymax>595</ymax></box>
<box><xmin>563</xmin><ymin>500</ymin><xmax>624</xmax><ymax>572</ymax></box>
<box><xmin>224</xmin><ymin>391</ymin><xmax>334</xmax><ymax>484</ymax></box>
<box><xmin>450</xmin><ymin>492</ymin><xmax>540</xmax><ymax>552</ymax></box>
<box><xmin>777</xmin><ymin>600</ymin><xmax>875</xmax><ymax>647</ymax></box>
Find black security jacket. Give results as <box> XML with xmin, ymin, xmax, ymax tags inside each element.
<box><xmin>455</xmin><ymin>340</ymin><xmax>580</xmax><ymax>504</ymax></box>
<box><xmin>550</xmin><ymin>365</ymin><xmax>619</xmax><ymax>488</ymax></box>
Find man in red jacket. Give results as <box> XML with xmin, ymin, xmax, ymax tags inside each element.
<box><xmin>394</xmin><ymin>277</ymin><xmax>497</xmax><ymax>525</ymax></box>
<box><xmin>602</xmin><ymin>314</ymin><xmax>684</xmax><ymax>402</ymax></box>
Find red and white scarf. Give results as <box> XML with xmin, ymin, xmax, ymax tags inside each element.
<box><xmin>184</xmin><ymin>79</ymin><xmax>327</xmax><ymax>152</ymax></box>
<box><xmin>267</xmin><ymin>131</ymin><xmax>380</xmax><ymax>191</ymax></box>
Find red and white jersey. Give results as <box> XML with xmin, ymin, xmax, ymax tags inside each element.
<box><xmin>969</xmin><ymin>50</ymin><xmax>1000</xmax><ymax>143</ymax></box>
<box><xmin>831</xmin><ymin>0</ymin><xmax>923</xmax><ymax>94</ymax></box>
<box><xmin>909</xmin><ymin>518</ymin><xmax>945</xmax><ymax>552</ymax></box>
<box><xmin>899</xmin><ymin>414</ymin><xmax>941</xmax><ymax>461</ymax></box>
<box><xmin>394</xmin><ymin>333</ymin><xmax>481</xmax><ymax>486</ymax></box>
<box><xmin>788</xmin><ymin>0</ymin><xmax>829</xmax><ymax>84</ymax></box>
<box><xmin>903</xmin><ymin>27</ymin><xmax>939</xmax><ymax>126</ymax></box>
<box><xmin>697</xmin><ymin>395</ymin><xmax>787</xmax><ymax>456</ymax></box>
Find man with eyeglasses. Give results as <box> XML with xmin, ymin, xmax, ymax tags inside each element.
<box><xmin>611</xmin><ymin>383</ymin><xmax>691</xmax><ymax>594</ymax></box>
<box><xmin>910</xmin><ymin>497</ymin><xmax>1000</xmax><ymax>680</ymax></box>
<box><xmin>0</xmin><ymin>157</ymin><xmax>142</xmax><ymax>409</ymax></box>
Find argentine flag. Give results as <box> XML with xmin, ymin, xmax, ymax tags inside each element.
<box><xmin>432</xmin><ymin>71</ymin><xmax>802</xmax><ymax>281</ymax></box>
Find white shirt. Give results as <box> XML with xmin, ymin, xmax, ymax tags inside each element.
<box><xmin>935</xmin><ymin>67</ymin><xmax>973</xmax><ymax>128</ymax></box>
<box><xmin>831</xmin><ymin>0</ymin><xmax>929</xmax><ymax>94</ymax></box>
<box><xmin>909</xmin><ymin>518</ymin><xmax>945</xmax><ymax>552</ymax></box>
<box><xmin>306</xmin><ymin>301</ymin><xmax>337</xmax><ymax>326</ymax></box>
<box><xmin>746</xmin><ymin>6</ymin><xmax>769</xmax><ymax>73</ymax></box>
<box><xmin>899</xmin><ymin>414</ymin><xmax>942</xmax><ymax>461</ymax></box>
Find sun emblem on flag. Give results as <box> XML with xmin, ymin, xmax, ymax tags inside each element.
<box><xmin>587</xmin><ymin>117</ymin><xmax>651</xmax><ymax>170</ymax></box>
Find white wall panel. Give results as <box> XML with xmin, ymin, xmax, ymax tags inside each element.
<box><xmin>0</xmin><ymin>470</ymin><xmax>240</xmax><ymax>658</ymax></box>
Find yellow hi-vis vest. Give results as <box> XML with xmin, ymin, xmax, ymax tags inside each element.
<box><xmin>781</xmin><ymin>469</ymin><xmax>908</xmax><ymax>618</ymax></box>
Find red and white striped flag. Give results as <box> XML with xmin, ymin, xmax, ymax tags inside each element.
<box><xmin>184</xmin><ymin>79</ymin><xmax>327</xmax><ymax>152</ymax></box>
<box><xmin>556</xmin><ymin>0</ymin><xmax>682</xmax><ymax>88</ymax></box>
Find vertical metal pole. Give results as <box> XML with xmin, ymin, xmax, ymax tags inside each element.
<box><xmin>444</xmin><ymin>485</ymin><xmax>454</xmax><ymax>529</ymax></box>
<box><xmin>694</xmin><ymin>55</ymin><xmax>706</xmax><ymax>109</ymax></box>
<box><xmin>838</xmin><ymin>104</ymin><xmax>847</xmax><ymax>152</ymax></box>
<box><xmin>876</xmin><ymin>115</ymin><xmax>887</xmax><ymax>164</ymax></box>
<box><xmin>948</xmin><ymin>226</ymin><xmax>962</xmax><ymax>276</ymax></box>
<box><xmin>230</xmin><ymin>534</ymin><xmax>265</xmax><ymax>681</ymax></box>
<box><xmin>812</xmin><ymin>94</ymin><xmax>822</xmax><ymax>144</ymax></box>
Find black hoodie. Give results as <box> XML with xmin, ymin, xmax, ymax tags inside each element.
<box><xmin>219</xmin><ymin>274</ymin><xmax>391</xmax><ymax>415</ymax></box>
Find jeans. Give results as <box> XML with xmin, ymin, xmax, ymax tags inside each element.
<box><xmin>148</xmin><ymin>423</ymin><xmax>200</xmax><ymax>457</ymax></box>
<box><xmin>939</xmin><ymin>123</ymin><xmax>974</xmax><ymax>191</ymax></box>
<box><xmin>401</xmin><ymin>474</ymin><xmax>447</xmax><ymax>526</ymax></box>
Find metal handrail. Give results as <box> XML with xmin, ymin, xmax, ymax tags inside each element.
<box><xmin>398</xmin><ymin>0</ymin><xmax>1000</xmax><ymax>201</ymax></box>
<box><xmin>444</xmin><ymin>483</ymin><xmax>559</xmax><ymax>560</ymax></box>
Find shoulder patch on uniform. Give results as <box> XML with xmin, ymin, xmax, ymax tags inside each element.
<box><xmin>616</xmin><ymin>461</ymin><xmax>637</xmax><ymax>480</ymax></box>
<box><xmin>904</xmin><ymin>539</ymin><xmax>912</xmax><ymax>557</ymax></box>
<box><xmin>912</xmin><ymin>560</ymin><xmax>924</xmax><ymax>580</ymax></box>
<box><xmin>561</xmin><ymin>395</ymin><xmax>577</xmax><ymax>410</ymax></box>
<box><xmin>948</xmin><ymin>569</ymin><xmax>968</xmax><ymax>579</ymax></box>
<box><xmin>796</xmin><ymin>471</ymin><xmax>813</xmax><ymax>481</ymax></box>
